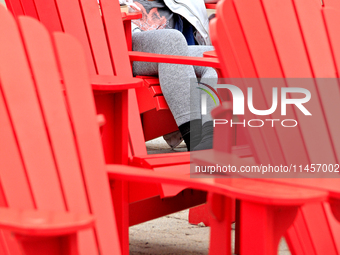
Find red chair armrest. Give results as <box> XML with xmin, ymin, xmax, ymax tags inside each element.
<box><xmin>90</xmin><ymin>75</ymin><xmax>143</xmax><ymax>91</ymax></box>
<box><xmin>121</xmin><ymin>12</ymin><xmax>142</xmax><ymax>21</ymax></box>
<box><xmin>0</xmin><ymin>208</ymin><xmax>94</xmax><ymax>236</ymax></box>
<box><xmin>128</xmin><ymin>51</ymin><xmax>221</xmax><ymax>69</ymax></box>
<box><xmin>205</xmin><ymin>3</ymin><xmax>217</xmax><ymax>9</ymax></box>
<box><xmin>106</xmin><ymin>163</ymin><xmax>327</xmax><ymax>205</ymax></box>
<box><xmin>203</xmin><ymin>50</ymin><xmax>217</xmax><ymax>58</ymax></box>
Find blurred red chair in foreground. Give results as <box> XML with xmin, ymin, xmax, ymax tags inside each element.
<box><xmin>208</xmin><ymin>0</ymin><xmax>340</xmax><ymax>254</ymax></box>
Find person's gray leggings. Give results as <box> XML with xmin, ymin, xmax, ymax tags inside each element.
<box><xmin>132</xmin><ymin>29</ymin><xmax>217</xmax><ymax>127</ymax></box>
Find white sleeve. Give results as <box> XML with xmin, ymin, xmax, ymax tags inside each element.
<box><xmin>131</xmin><ymin>22</ymin><xmax>142</xmax><ymax>33</ymax></box>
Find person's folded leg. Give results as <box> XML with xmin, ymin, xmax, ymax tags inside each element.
<box><xmin>132</xmin><ymin>29</ymin><xmax>202</xmax><ymax>150</ymax></box>
<box><xmin>187</xmin><ymin>46</ymin><xmax>218</xmax><ymax>151</ymax></box>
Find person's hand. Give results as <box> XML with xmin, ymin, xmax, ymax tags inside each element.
<box><xmin>119</xmin><ymin>0</ymin><xmax>141</xmax><ymax>10</ymax></box>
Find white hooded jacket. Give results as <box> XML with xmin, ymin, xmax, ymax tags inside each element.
<box><xmin>162</xmin><ymin>0</ymin><xmax>211</xmax><ymax>45</ymax></box>
<box><xmin>127</xmin><ymin>0</ymin><xmax>211</xmax><ymax>45</ymax></box>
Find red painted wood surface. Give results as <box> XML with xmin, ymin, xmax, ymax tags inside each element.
<box><xmin>4</xmin><ymin>0</ymin><xmax>24</xmax><ymax>15</ymax></box>
<box><xmin>107</xmin><ymin>164</ymin><xmax>326</xmax><ymax>205</ymax></box>
<box><xmin>109</xmin><ymin>162</ymin><xmax>328</xmax><ymax>255</ymax></box>
<box><xmin>128</xmin><ymin>51</ymin><xmax>220</xmax><ymax>68</ymax></box>
<box><xmin>0</xmin><ymin>8</ymin><xmax>121</xmax><ymax>254</ymax></box>
<box><xmin>54</xmin><ymin>31</ymin><xmax>123</xmax><ymax>254</ymax></box>
<box><xmin>210</xmin><ymin>0</ymin><xmax>340</xmax><ymax>254</ymax></box>
<box><xmin>0</xmin><ymin>209</ymin><xmax>94</xmax><ymax>236</ymax></box>
<box><xmin>205</xmin><ymin>3</ymin><xmax>217</xmax><ymax>9</ymax></box>
<box><xmin>141</xmin><ymin>109</ymin><xmax>178</xmax><ymax>141</ymax></box>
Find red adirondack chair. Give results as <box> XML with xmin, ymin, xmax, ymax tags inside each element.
<box><xmin>2</xmin><ymin>0</ymin><xmax>222</xmax><ymax>227</ymax></box>
<box><xmin>0</xmin><ymin>6</ymin><xmax>197</xmax><ymax>254</ymax></box>
<box><xmin>121</xmin><ymin>3</ymin><xmax>217</xmax><ymax>141</ymax></box>
<box><xmin>209</xmin><ymin>0</ymin><xmax>340</xmax><ymax>254</ymax></box>
<box><xmin>0</xmin><ymin>5</ymin><xmax>121</xmax><ymax>255</ymax></box>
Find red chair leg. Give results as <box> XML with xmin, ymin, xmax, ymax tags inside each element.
<box><xmin>234</xmin><ymin>200</ymin><xmax>241</xmax><ymax>255</ymax></box>
<box><xmin>208</xmin><ymin>193</ymin><xmax>233</xmax><ymax>255</ymax></box>
<box><xmin>188</xmin><ymin>204</ymin><xmax>210</xmax><ymax>226</ymax></box>
<box><xmin>0</xmin><ymin>230</ymin><xmax>22</xmax><ymax>255</ymax></box>
<box><xmin>240</xmin><ymin>201</ymin><xmax>298</xmax><ymax>255</ymax></box>
<box><xmin>286</xmin><ymin>203</ymin><xmax>339</xmax><ymax>255</ymax></box>
<box><xmin>189</xmin><ymin>199</ymin><xmax>235</xmax><ymax>227</ymax></box>
<box><xmin>94</xmin><ymin>91</ymin><xmax>129</xmax><ymax>165</ymax></box>
<box><xmin>110</xmin><ymin>180</ymin><xmax>129</xmax><ymax>255</ymax></box>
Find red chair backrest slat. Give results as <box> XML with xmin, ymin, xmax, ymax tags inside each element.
<box><xmin>0</xmin><ymin>6</ymin><xmax>121</xmax><ymax>254</ymax></box>
<box><xmin>15</xmin><ymin>0</ymin><xmax>133</xmax><ymax>77</ymax></box>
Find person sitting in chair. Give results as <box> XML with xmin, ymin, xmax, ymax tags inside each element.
<box><xmin>129</xmin><ymin>0</ymin><xmax>220</xmax><ymax>151</ymax></box>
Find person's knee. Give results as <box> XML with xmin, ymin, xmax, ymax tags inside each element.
<box><xmin>133</xmin><ymin>29</ymin><xmax>188</xmax><ymax>56</ymax></box>
<box><xmin>165</xmin><ymin>30</ymin><xmax>187</xmax><ymax>45</ymax></box>
<box><xmin>161</xmin><ymin>29</ymin><xmax>188</xmax><ymax>55</ymax></box>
